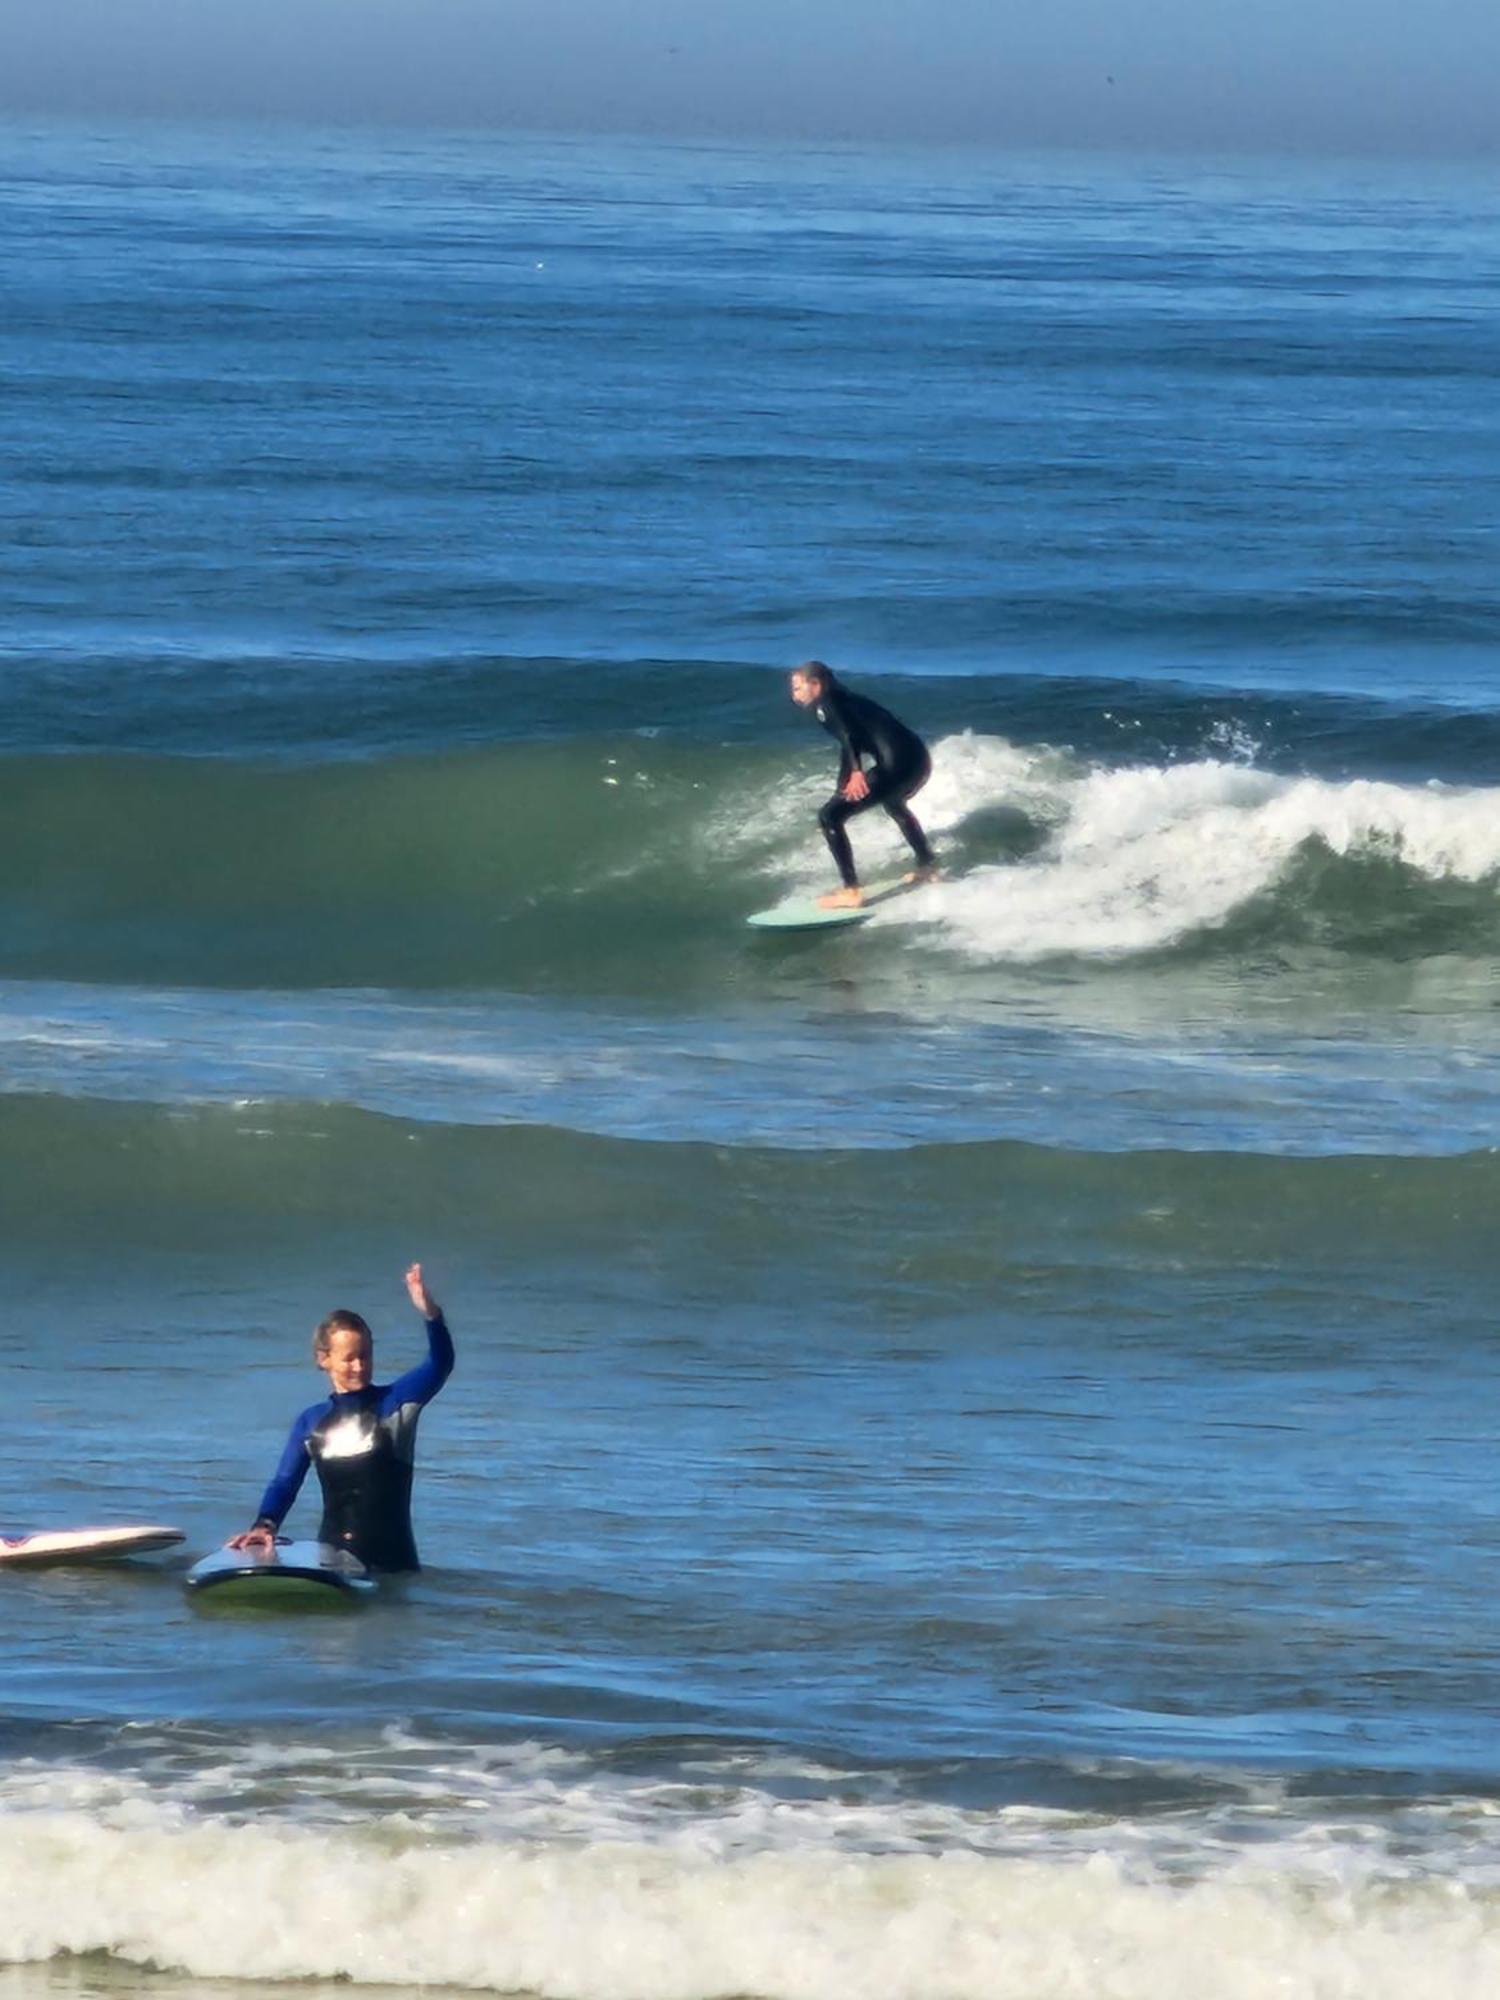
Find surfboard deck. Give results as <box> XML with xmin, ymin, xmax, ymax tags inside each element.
<box><xmin>746</xmin><ymin>876</ymin><xmax>915</xmax><ymax>932</ymax></box>
<box><xmin>185</xmin><ymin>1539</ymin><xmax>376</xmax><ymax>1609</ymax></box>
<box><xmin>0</xmin><ymin>1525</ymin><xmax>185</xmax><ymax>1568</ymax></box>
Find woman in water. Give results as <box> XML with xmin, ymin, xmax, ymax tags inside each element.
<box><xmin>229</xmin><ymin>1262</ymin><xmax>454</xmax><ymax>1571</ymax></box>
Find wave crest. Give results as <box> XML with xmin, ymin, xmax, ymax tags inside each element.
<box><xmin>917</xmin><ymin>741</ymin><xmax>1500</xmax><ymax>962</ymax></box>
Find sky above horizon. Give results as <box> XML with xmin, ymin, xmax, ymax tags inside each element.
<box><xmin>3</xmin><ymin>0</ymin><xmax>1499</xmax><ymax>159</ymax></box>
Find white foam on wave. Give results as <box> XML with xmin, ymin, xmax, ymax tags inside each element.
<box><xmin>877</xmin><ymin>737</ymin><xmax>1500</xmax><ymax>961</ymax></box>
<box><xmin>2</xmin><ymin>1761</ymin><xmax>1499</xmax><ymax>2000</ymax></box>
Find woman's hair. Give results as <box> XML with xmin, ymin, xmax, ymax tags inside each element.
<box><xmin>313</xmin><ymin>1309</ymin><xmax>373</xmax><ymax>1360</ymax></box>
<box><xmin>794</xmin><ymin>659</ymin><xmax>832</xmax><ymax>689</ymax></box>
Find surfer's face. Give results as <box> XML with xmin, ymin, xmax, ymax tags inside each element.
<box><xmin>789</xmin><ymin>671</ymin><xmax>821</xmax><ymax>706</ymax></box>
<box><xmin>318</xmin><ymin>1327</ymin><xmax>374</xmax><ymax>1394</ymax></box>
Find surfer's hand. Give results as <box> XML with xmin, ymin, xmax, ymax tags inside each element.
<box><xmin>842</xmin><ymin>769</ymin><xmax>870</xmax><ymax>801</ymax></box>
<box><xmin>406</xmin><ymin>1261</ymin><xmax>438</xmax><ymax>1319</ymax></box>
<box><xmin>227</xmin><ymin>1524</ymin><xmax>275</xmax><ymax>1551</ymax></box>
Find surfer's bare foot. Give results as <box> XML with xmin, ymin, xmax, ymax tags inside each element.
<box><xmin>903</xmin><ymin>865</ymin><xmax>941</xmax><ymax>886</ymax></box>
<box><xmin>817</xmin><ymin>887</ymin><xmax>864</xmax><ymax>909</ymax></box>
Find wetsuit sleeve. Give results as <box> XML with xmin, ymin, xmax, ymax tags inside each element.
<box><xmin>818</xmin><ymin>689</ymin><xmax>859</xmax><ymax>785</ymax></box>
<box><xmin>378</xmin><ymin>1312</ymin><xmax>455</xmax><ymax>1416</ymax></box>
<box><xmin>253</xmin><ymin>1407</ymin><xmax>318</xmax><ymax>1529</ymax></box>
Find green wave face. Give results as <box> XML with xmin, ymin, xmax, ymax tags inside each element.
<box><xmin>5</xmin><ymin>742</ymin><xmax>1500</xmax><ymax>999</ymax></box>
<box><xmin>7</xmin><ymin>1092</ymin><xmax>1499</xmax><ymax>1284</ymax></box>
<box><xmin>0</xmin><ymin>741</ymin><xmax>801</xmax><ymax>994</ymax></box>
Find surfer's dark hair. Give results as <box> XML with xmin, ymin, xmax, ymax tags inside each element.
<box><xmin>795</xmin><ymin>659</ymin><xmax>833</xmax><ymax>688</ymax></box>
<box><xmin>313</xmin><ymin>1309</ymin><xmax>374</xmax><ymax>1359</ymax></box>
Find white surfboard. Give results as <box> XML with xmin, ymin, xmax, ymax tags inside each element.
<box><xmin>185</xmin><ymin>1539</ymin><xmax>376</xmax><ymax>1608</ymax></box>
<box><xmin>0</xmin><ymin>1525</ymin><xmax>185</xmax><ymax>1568</ymax></box>
<box><xmin>746</xmin><ymin>877</ymin><xmax>915</xmax><ymax>932</ymax></box>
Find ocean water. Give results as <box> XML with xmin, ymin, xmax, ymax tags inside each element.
<box><xmin>3</xmin><ymin>116</ymin><xmax>1500</xmax><ymax>2000</ymax></box>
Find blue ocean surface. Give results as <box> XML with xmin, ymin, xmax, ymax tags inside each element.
<box><xmin>3</xmin><ymin>117</ymin><xmax>1500</xmax><ymax>2000</ymax></box>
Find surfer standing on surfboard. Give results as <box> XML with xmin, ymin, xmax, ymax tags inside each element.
<box><xmin>790</xmin><ymin>661</ymin><xmax>937</xmax><ymax>909</ymax></box>
<box><xmin>227</xmin><ymin>1263</ymin><xmax>453</xmax><ymax>1572</ymax></box>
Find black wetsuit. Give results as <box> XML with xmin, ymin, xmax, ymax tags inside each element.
<box><xmin>808</xmin><ymin>674</ymin><xmax>935</xmax><ymax>888</ymax></box>
<box><xmin>251</xmin><ymin>1312</ymin><xmax>454</xmax><ymax>1572</ymax></box>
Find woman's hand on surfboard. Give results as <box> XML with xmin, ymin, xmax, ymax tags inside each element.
<box><xmin>226</xmin><ymin>1523</ymin><xmax>276</xmax><ymax>1551</ymax></box>
<box><xmin>405</xmin><ymin>1262</ymin><xmax>439</xmax><ymax>1319</ymax></box>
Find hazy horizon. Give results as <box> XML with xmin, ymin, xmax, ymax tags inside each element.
<box><xmin>3</xmin><ymin>0</ymin><xmax>1500</xmax><ymax>162</ymax></box>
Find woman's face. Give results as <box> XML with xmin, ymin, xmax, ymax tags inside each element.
<box><xmin>318</xmin><ymin>1327</ymin><xmax>373</xmax><ymax>1394</ymax></box>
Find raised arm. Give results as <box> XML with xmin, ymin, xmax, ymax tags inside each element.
<box><xmin>379</xmin><ymin>1262</ymin><xmax>455</xmax><ymax>1414</ymax></box>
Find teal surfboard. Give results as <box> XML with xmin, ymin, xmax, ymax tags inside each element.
<box><xmin>746</xmin><ymin>877</ymin><xmax>914</xmax><ymax>932</ymax></box>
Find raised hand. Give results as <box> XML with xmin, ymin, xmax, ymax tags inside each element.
<box><xmin>405</xmin><ymin>1262</ymin><xmax>439</xmax><ymax>1319</ymax></box>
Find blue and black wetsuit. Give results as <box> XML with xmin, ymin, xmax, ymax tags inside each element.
<box><xmin>251</xmin><ymin>1313</ymin><xmax>454</xmax><ymax>1571</ymax></box>
<box><xmin>808</xmin><ymin>672</ymin><xmax>935</xmax><ymax>888</ymax></box>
